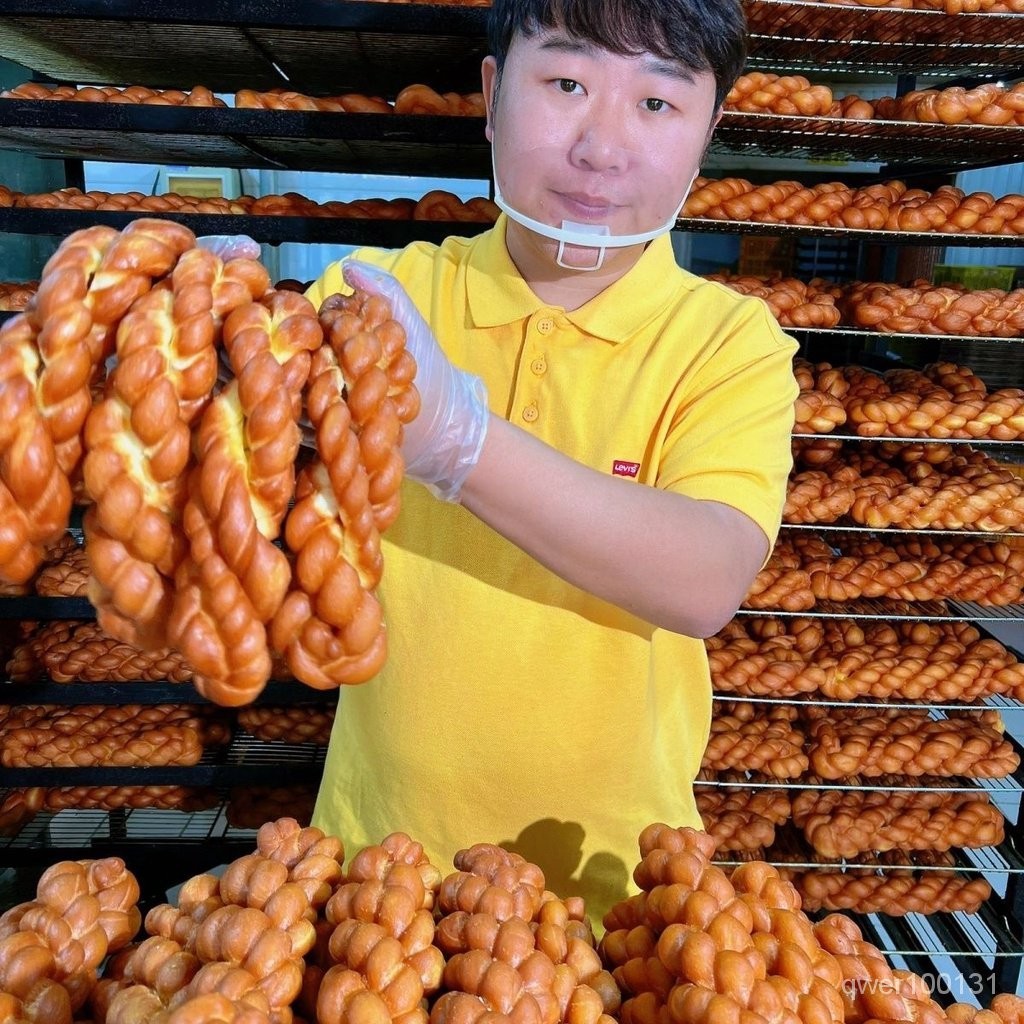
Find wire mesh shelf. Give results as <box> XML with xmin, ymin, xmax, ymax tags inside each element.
<box><xmin>710</xmin><ymin>694</ymin><xmax>1020</xmax><ymax>714</ymax></box>
<box><xmin>790</xmin><ymin>327</ymin><xmax>1024</xmax><ymax>347</ymax></box>
<box><xmin>0</xmin><ymin>681</ymin><xmax>338</xmax><ymax>705</ymax></box>
<box><xmin>745</xmin><ymin>0</ymin><xmax>1024</xmax><ymax>78</ymax></box>
<box><xmin>738</xmin><ymin>598</ymin><xmax>1024</xmax><ymax>622</ymax></box>
<box><xmin>793</xmin><ymin>432</ymin><xmax>1024</xmax><ymax>448</ymax></box>
<box><xmin>781</xmin><ymin>522</ymin><xmax>1024</xmax><ymax>540</ymax></box>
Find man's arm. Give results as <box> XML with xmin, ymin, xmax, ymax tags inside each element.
<box><xmin>460</xmin><ymin>414</ymin><xmax>767</xmax><ymax>638</ymax></box>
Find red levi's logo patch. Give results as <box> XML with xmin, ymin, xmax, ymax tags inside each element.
<box><xmin>612</xmin><ymin>460</ymin><xmax>641</xmax><ymax>478</ymax></box>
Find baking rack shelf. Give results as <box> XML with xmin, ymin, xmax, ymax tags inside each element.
<box><xmin>1</xmin><ymin>1</ymin><xmax>1021</xmax><ymax>94</ymax></box>
<box><xmin>3</xmin><ymin>103</ymin><xmax>1023</xmax><ymax>173</ymax></box>
<box><xmin>793</xmin><ymin>432</ymin><xmax>1024</xmax><ymax>447</ymax></box>
<box><xmin>790</xmin><ymin>327</ymin><xmax>1024</xmax><ymax>347</ymax></box>
<box><xmin>0</xmin><ymin>681</ymin><xmax>336</xmax><ymax>706</ymax></box>
<box><xmin>3</xmin><ymin>207</ymin><xmax>1022</xmax><ymax>252</ymax></box>
<box><xmin>745</xmin><ymin>0</ymin><xmax>1024</xmax><ymax>79</ymax></box>
<box><xmin>678</xmin><ymin>217</ymin><xmax>1023</xmax><ymax>248</ymax></box>
<box><xmin>0</xmin><ymin>104</ymin><xmax>491</xmax><ymax>176</ymax></box>
<box><xmin>0</xmin><ymin>2</ymin><xmax>490</xmax><ymax>96</ymax></box>
<box><xmin>0</xmin><ymin>733</ymin><xmax>327</xmax><ymax>787</ymax></box>
<box><xmin>781</xmin><ymin>522</ymin><xmax>1024</xmax><ymax>540</ymax></box>
<box><xmin>738</xmin><ymin>598</ymin><xmax>1024</xmax><ymax>622</ymax></box>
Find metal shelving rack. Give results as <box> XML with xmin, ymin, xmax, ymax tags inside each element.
<box><xmin>2</xmin><ymin>0</ymin><xmax>1024</xmax><ymax>995</ymax></box>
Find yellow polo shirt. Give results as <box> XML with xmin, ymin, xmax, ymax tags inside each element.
<box><xmin>305</xmin><ymin>217</ymin><xmax>798</xmax><ymax>926</ymax></box>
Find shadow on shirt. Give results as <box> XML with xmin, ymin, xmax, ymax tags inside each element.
<box><xmin>499</xmin><ymin>817</ymin><xmax>630</xmax><ymax>919</ymax></box>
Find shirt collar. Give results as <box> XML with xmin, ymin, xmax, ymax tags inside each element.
<box><xmin>466</xmin><ymin>214</ymin><xmax>683</xmax><ymax>344</ymax></box>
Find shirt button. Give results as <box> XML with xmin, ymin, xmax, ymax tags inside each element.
<box><xmin>536</xmin><ymin>318</ymin><xmax>554</xmax><ymax>335</ymax></box>
<box><xmin>531</xmin><ymin>358</ymin><xmax>547</xmax><ymax>376</ymax></box>
<box><xmin>522</xmin><ymin>403</ymin><xmax>539</xmax><ymax>423</ymax></box>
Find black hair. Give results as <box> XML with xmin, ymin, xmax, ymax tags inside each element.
<box><xmin>487</xmin><ymin>0</ymin><xmax>747</xmax><ymax>110</ymax></box>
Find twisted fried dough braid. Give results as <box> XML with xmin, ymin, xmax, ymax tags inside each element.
<box><xmin>696</xmin><ymin>785</ymin><xmax>792</xmax><ymax>853</ymax></box>
<box><xmin>8</xmin><ymin>620</ymin><xmax>193</xmax><ymax>683</ymax></box>
<box><xmin>701</xmin><ymin>715</ymin><xmax>808</xmax><ymax>779</ymax></box>
<box><xmin>807</xmin><ymin>711</ymin><xmax>1019</xmax><ymax>779</ymax></box>
<box><xmin>270</xmin><ymin>290</ymin><xmax>417</xmax><ymax>690</ymax></box>
<box><xmin>236</xmin><ymin>705</ymin><xmax>335</xmax><ymax>746</ymax></box>
<box><xmin>33</xmin><ymin>543</ymin><xmax>89</xmax><ymax>596</ymax></box>
<box><xmin>166</xmin><ymin>292</ymin><xmax>322</xmax><ymax>706</ymax></box>
<box><xmin>439</xmin><ymin>845</ymin><xmax>547</xmax><ymax>924</ymax></box>
<box><xmin>82</xmin><ymin>248</ymin><xmax>270</xmax><ymax>650</ymax></box>
<box><xmin>0</xmin><ymin>220</ymin><xmax>194</xmax><ymax>585</ymax></box>
<box><xmin>791</xmin><ymin>783</ymin><xmax>1005</xmax><ymax>858</ymax></box>
<box><xmin>0</xmin><ymin>930</ymin><xmax>73</xmax><ymax>1024</ymax></box>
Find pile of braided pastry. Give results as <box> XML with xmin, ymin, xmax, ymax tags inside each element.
<box><xmin>794</xmin><ymin>358</ymin><xmax>1024</xmax><ymax>440</ymax></box>
<box><xmin>0</xmin><ymin>218</ymin><xmax>420</xmax><ymax>705</ymax></box>
<box><xmin>787</xmin><ymin>438</ymin><xmax>1024</xmax><ymax>532</ymax></box>
<box><xmin>700</xmin><ymin>702</ymin><xmax>1018</xmax><ymax>781</ymax></box>
<box><xmin>708</xmin><ymin>615</ymin><xmax>1024</xmax><ymax>701</ymax></box>
<box><xmin>7</xmin><ymin>819</ymin><xmax>1022</xmax><ymax>1023</ymax></box>
<box><xmin>724</xmin><ymin>74</ymin><xmax>1024</xmax><ymax>125</ymax></box>
<box><xmin>807</xmin><ymin>0</ymin><xmax>1024</xmax><ymax>10</ymax></box>
<box><xmin>3</xmin><ymin>185</ymin><xmax>498</xmax><ymax>223</ymax></box>
<box><xmin>683</xmin><ymin>177</ymin><xmax>1024</xmax><ymax>235</ymax></box>
<box><xmin>601</xmin><ymin>824</ymin><xmax>1023</xmax><ymax>1024</ymax></box>
<box><xmin>745</xmin><ymin>531</ymin><xmax>1024</xmax><ymax>611</ymax></box>
<box><xmin>709</xmin><ymin>273</ymin><xmax>1024</xmax><ymax>336</ymax></box>
<box><xmin>0</xmin><ymin>281</ymin><xmax>38</xmax><ymax>311</ymax></box>
<box><xmin>1</xmin><ymin>80</ymin><xmax>486</xmax><ymax>117</ymax></box>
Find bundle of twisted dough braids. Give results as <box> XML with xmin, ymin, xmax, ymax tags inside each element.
<box><xmin>695</xmin><ymin>777</ymin><xmax>791</xmax><ymax>854</ymax></box>
<box><xmin>794</xmin><ymin>358</ymin><xmax>1024</xmax><ymax>440</ymax></box>
<box><xmin>2</xmin><ymin>184</ymin><xmax>499</xmax><ymax>223</ymax></box>
<box><xmin>0</xmin><ymin>218</ymin><xmax>420</xmax><ymax>705</ymax></box>
<box><xmin>6</xmin><ymin>819</ymin><xmax>1023</xmax><ymax>1024</ymax></box>
<box><xmin>787</xmin><ymin>438</ymin><xmax>1024</xmax><ymax>533</ymax></box>
<box><xmin>682</xmin><ymin>177</ymin><xmax>1024</xmax><ymax>235</ymax></box>
<box><xmin>702</xmin><ymin>702</ymin><xmax>809</xmax><ymax>779</ymax></box>
<box><xmin>708</xmin><ymin>615</ymin><xmax>1024</xmax><ymax>701</ymax></box>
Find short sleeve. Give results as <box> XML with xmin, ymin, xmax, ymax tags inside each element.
<box><xmin>656</xmin><ymin>298</ymin><xmax>799</xmax><ymax>550</ymax></box>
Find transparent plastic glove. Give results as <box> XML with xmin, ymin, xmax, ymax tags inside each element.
<box><xmin>195</xmin><ymin>234</ymin><xmax>262</xmax><ymax>261</ymax></box>
<box><xmin>343</xmin><ymin>259</ymin><xmax>489</xmax><ymax>502</ymax></box>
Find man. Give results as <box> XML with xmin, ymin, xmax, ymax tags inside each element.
<box><xmin>301</xmin><ymin>0</ymin><xmax>798</xmax><ymax>924</ymax></box>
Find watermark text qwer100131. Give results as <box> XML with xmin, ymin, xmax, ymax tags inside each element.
<box><xmin>842</xmin><ymin>973</ymin><xmax>998</xmax><ymax>1000</ymax></box>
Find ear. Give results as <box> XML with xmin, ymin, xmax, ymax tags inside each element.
<box><xmin>481</xmin><ymin>55</ymin><xmax>499</xmax><ymax>143</ymax></box>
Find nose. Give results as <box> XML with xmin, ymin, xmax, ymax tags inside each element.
<box><xmin>568</xmin><ymin>100</ymin><xmax>630</xmax><ymax>175</ymax></box>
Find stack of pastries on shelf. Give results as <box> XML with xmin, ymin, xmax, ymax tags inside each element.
<box><xmin>0</xmin><ymin>182</ymin><xmax>498</xmax><ymax>222</ymax></box>
<box><xmin>794</xmin><ymin>359</ymin><xmax>1024</xmax><ymax>439</ymax></box>
<box><xmin>683</xmin><ymin>177</ymin><xmax>1024</xmax><ymax>234</ymax></box>
<box><xmin>725</xmin><ymin>74</ymin><xmax>1024</xmax><ymax>125</ymax></box>
<box><xmin>4</xmin><ymin>820</ymin><xmax>1024</xmax><ymax>1023</ymax></box>
<box><xmin>806</xmin><ymin>0</ymin><xmax>1024</xmax><ymax>10</ymax></box>
<box><xmin>0</xmin><ymin>81</ymin><xmax>486</xmax><ymax>116</ymax></box>
<box><xmin>0</xmin><ymin>281</ymin><xmax>38</xmax><ymax>311</ymax></box>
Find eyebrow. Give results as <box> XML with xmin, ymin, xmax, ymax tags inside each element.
<box><xmin>536</xmin><ymin>34</ymin><xmax>697</xmax><ymax>85</ymax></box>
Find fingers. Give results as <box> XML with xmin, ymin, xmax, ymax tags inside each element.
<box><xmin>195</xmin><ymin>234</ymin><xmax>262</xmax><ymax>260</ymax></box>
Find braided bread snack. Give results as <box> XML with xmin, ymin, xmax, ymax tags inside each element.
<box><xmin>792</xmin><ymin>849</ymin><xmax>991</xmax><ymax>916</ymax></box>
<box><xmin>875</xmin><ymin>82</ymin><xmax>1024</xmax><ymax>127</ymax></box>
<box><xmin>0</xmin><ymin>281</ymin><xmax>37</xmax><ymax>311</ymax></box>
<box><xmin>0</xmin><ymin>220</ymin><xmax>194</xmax><ymax>584</ymax></box>
<box><xmin>166</xmin><ymin>292</ymin><xmax>323</xmax><ymax>705</ymax></box>
<box><xmin>394</xmin><ymin>85</ymin><xmax>486</xmax><ymax>117</ymax></box>
<box><xmin>950</xmin><ymin>995</ymin><xmax>1024</xmax><ymax>1024</ymax></box>
<box><xmin>235</xmin><ymin>88</ymin><xmax>392</xmax><ymax>113</ymax></box>
<box><xmin>8</xmin><ymin>619</ymin><xmax>194</xmax><ymax>683</ymax></box>
<box><xmin>225</xmin><ymin>786</ymin><xmax>318</xmax><ymax>831</ymax></box>
<box><xmin>742</xmin><ymin>540</ymin><xmax>816</xmax><ymax>611</ymax></box>
<box><xmin>270</xmin><ymin>291</ymin><xmax>418</xmax><ymax>689</ymax></box>
<box><xmin>315</xmin><ymin>834</ymin><xmax>445</xmax><ymax>1024</ymax></box>
<box><xmin>695</xmin><ymin>782</ymin><xmax>791</xmax><ymax>853</ymax></box>
<box><xmin>701</xmin><ymin>712</ymin><xmax>808</xmax><ymax>779</ymax></box>
<box><xmin>33</xmin><ymin>542</ymin><xmax>89</xmax><ymax>596</ymax></box>
<box><xmin>413</xmin><ymin>190</ymin><xmax>501</xmax><ymax>224</ymax></box>
<box><xmin>0</xmin><ymin>703</ymin><xmax>229</xmax><ymax>767</ymax></box>
<box><xmin>791</xmin><ymin>781</ymin><xmax>1005</xmax><ymax>858</ymax></box>
<box><xmin>725</xmin><ymin>73</ymin><xmax>834</xmax><ymax>116</ymax></box>
<box><xmin>83</xmin><ymin>247</ymin><xmax>271</xmax><ymax>650</ymax></box>
<box><xmin>704</xmin><ymin>273</ymin><xmax>842</xmax><ymax>328</ymax></box>
<box><xmin>236</xmin><ymin>706</ymin><xmax>335</xmax><ymax>746</ymax></box>
<box><xmin>1</xmin><ymin>82</ymin><xmax>224</xmax><ymax>105</ymax></box>
<box><xmin>784</xmin><ymin>468</ymin><xmax>857</xmax><ymax>524</ymax></box>
<box><xmin>806</xmin><ymin>709</ymin><xmax>1019</xmax><ymax>779</ymax></box>
<box><xmin>0</xmin><ymin>857</ymin><xmax>141</xmax><ymax>1016</ymax></box>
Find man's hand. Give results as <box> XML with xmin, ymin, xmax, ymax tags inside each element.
<box><xmin>343</xmin><ymin>259</ymin><xmax>489</xmax><ymax>502</ymax></box>
<box><xmin>195</xmin><ymin>235</ymin><xmax>262</xmax><ymax>261</ymax></box>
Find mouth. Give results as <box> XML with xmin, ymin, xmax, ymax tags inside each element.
<box><xmin>555</xmin><ymin>191</ymin><xmax>620</xmax><ymax>220</ymax></box>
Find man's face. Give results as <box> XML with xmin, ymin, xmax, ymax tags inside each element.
<box><xmin>483</xmin><ymin>28</ymin><xmax>719</xmax><ymax>249</ymax></box>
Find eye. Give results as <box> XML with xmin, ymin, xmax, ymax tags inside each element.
<box><xmin>556</xmin><ymin>78</ymin><xmax>581</xmax><ymax>94</ymax></box>
<box><xmin>644</xmin><ymin>98</ymin><xmax>669</xmax><ymax>113</ymax></box>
